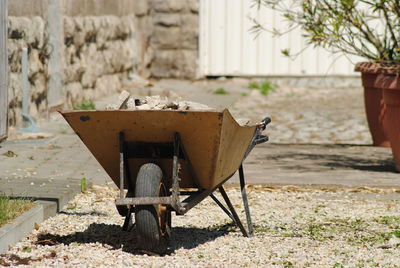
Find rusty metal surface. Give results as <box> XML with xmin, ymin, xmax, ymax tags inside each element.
<box><xmin>61</xmin><ymin>109</ymin><xmax>257</xmax><ymax>190</ymax></box>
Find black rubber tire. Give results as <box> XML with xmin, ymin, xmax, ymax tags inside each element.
<box><xmin>135</xmin><ymin>163</ymin><xmax>170</xmax><ymax>254</ymax></box>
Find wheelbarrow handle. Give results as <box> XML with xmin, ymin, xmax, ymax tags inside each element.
<box><xmin>260</xmin><ymin>117</ymin><xmax>271</xmax><ymax>130</ymax></box>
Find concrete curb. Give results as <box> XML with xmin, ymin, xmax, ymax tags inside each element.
<box><xmin>0</xmin><ymin>200</ymin><xmax>58</xmax><ymax>254</ymax></box>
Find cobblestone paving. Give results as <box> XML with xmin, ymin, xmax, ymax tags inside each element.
<box><xmin>230</xmin><ymin>86</ymin><xmax>371</xmax><ymax>145</ymax></box>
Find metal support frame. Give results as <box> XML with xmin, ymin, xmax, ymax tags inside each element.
<box><xmin>239</xmin><ymin>165</ymin><xmax>254</xmax><ymax>236</ymax></box>
<box><xmin>171</xmin><ymin>133</ymin><xmax>184</xmax><ymax>214</ymax></box>
<box><xmin>210</xmin><ymin>194</ymin><xmax>234</xmax><ymax>221</ymax></box>
<box><xmin>115</xmin><ymin>132</ymin><xmax>188</xmax><ymax>214</ymax></box>
<box><xmin>115</xmin><ymin>122</ymin><xmax>271</xmax><ymax>237</ymax></box>
<box><xmin>208</xmin><ymin>164</ymin><xmax>254</xmax><ymax>237</ymax></box>
<box><xmin>119</xmin><ymin>132</ymin><xmax>125</xmax><ymax>199</ymax></box>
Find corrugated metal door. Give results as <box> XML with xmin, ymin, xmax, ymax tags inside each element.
<box><xmin>199</xmin><ymin>0</ymin><xmax>362</xmax><ymax>77</ymax></box>
<box><xmin>0</xmin><ymin>0</ymin><xmax>8</xmax><ymax>141</ymax></box>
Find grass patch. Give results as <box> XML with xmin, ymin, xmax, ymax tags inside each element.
<box><xmin>257</xmin><ymin>216</ymin><xmax>400</xmax><ymax>247</ymax></box>
<box><xmin>248</xmin><ymin>80</ymin><xmax>277</xmax><ymax>95</ymax></box>
<box><xmin>0</xmin><ymin>194</ymin><xmax>35</xmax><ymax>227</ymax></box>
<box><xmin>373</xmin><ymin>216</ymin><xmax>400</xmax><ymax>228</ymax></box>
<box><xmin>73</xmin><ymin>98</ymin><xmax>96</xmax><ymax>110</ymax></box>
<box><xmin>213</xmin><ymin>88</ymin><xmax>229</xmax><ymax>95</ymax></box>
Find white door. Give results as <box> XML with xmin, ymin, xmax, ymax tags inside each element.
<box><xmin>0</xmin><ymin>0</ymin><xmax>8</xmax><ymax>141</ymax></box>
<box><xmin>199</xmin><ymin>0</ymin><xmax>361</xmax><ymax>77</ymax></box>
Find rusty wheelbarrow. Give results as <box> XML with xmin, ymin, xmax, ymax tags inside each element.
<box><xmin>61</xmin><ymin>109</ymin><xmax>270</xmax><ymax>254</ymax></box>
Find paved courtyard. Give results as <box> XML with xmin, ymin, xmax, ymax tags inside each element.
<box><xmin>1</xmin><ymin>78</ymin><xmax>399</xmax><ymax>267</ymax></box>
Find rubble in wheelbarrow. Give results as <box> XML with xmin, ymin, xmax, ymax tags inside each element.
<box><xmin>105</xmin><ymin>90</ymin><xmax>252</xmax><ymax>126</ymax></box>
<box><xmin>106</xmin><ymin>90</ymin><xmax>214</xmax><ymax>111</ymax></box>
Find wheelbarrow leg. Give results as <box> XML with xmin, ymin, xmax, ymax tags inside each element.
<box><xmin>122</xmin><ymin>206</ymin><xmax>135</xmax><ymax>231</ymax></box>
<box><xmin>219</xmin><ymin>186</ymin><xmax>249</xmax><ymax>237</ymax></box>
<box><xmin>210</xmin><ymin>194</ymin><xmax>235</xmax><ymax>222</ymax></box>
<box><xmin>239</xmin><ymin>164</ymin><xmax>254</xmax><ymax>236</ymax></box>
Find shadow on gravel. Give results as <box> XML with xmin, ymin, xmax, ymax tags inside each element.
<box><xmin>59</xmin><ymin>211</ymin><xmax>109</xmax><ymax>216</ymax></box>
<box><xmin>169</xmin><ymin>222</ymin><xmax>234</xmax><ymax>251</ymax></box>
<box><xmin>266</xmin><ymin>152</ymin><xmax>396</xmax><ymax>173</ymax></box>
<box><xmin>260</xmin><ymin>143</ymin><xmax>396</xmax><ymax>173</ymax></box>
<box><xmin>34</xmin><ymin>222</ymin><xmax>234</xmax><ymax>255</ymax></box>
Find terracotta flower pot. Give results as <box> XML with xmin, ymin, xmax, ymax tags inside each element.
<box><xmin>355</xmin><ymin>62</ymin><xmax>390</xmax><ymax>147</ymax></box>
<box><xmin>377</xmin><ymin>73</ymin><xmax>400</xmax><ymax>172</ymax></box>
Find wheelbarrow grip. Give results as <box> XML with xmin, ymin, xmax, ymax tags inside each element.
<box><xmin>261</xmin><ymin>117</ymin><xmax>271</xmax><ymax>130</ymax></box>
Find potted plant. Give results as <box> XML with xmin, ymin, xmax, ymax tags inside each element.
<box><xmin>254</xmin><ymin>0</ymin><xmax>400</xmax><ymax>171</ymax></box>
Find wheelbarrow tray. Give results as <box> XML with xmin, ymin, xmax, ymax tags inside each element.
<box><xmin>61</xmin><ymin>109</ymin><xmax>258</xmax><ymax>190</ymax></box>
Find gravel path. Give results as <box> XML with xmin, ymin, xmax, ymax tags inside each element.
<box><xmin>3</xmin><ymin>185</ymin><xmax>400</xmax><ymax>267</ymax></box>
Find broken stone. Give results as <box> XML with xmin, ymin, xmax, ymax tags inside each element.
<box><xmin>117</xmin><ymin>90</ymin><xmax>131</xmax><ymax>109</ymax></box>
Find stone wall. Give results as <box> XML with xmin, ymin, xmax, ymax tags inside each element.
<box><xmin>6</xmin><ymin>0</ymin><xmax>200</xmax><ymax>126</ymax></box>
<box><xmin>62</xmin><ymin>15</ymin><xmax>136</xmax><ymax>108</ymax></box>
<box><xmin>149</xmin><ymin>0</ymin><xmax>199</xmax><ymax>79</ymax></box>
<box><xmin>8</xmin><ymin>17</ymin><xmax>48</xmax><ymax>126</ymax></box>
<box><xmin>7</xmin><ymin>14</ymin><xmax>140</xmax><ymax>126</ymax></box>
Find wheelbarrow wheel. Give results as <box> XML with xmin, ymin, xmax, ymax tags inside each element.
<box><xmin>135</xmin><ymin>163</ymin><xmax>171</xmax><ymax>254</ymax></box>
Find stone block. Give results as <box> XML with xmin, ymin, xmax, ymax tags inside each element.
<box><xmin>106</xmin><ymin>40</ymin><xmax>135</xmax><ymax>73</ymax></box>
<box><xmin>28</xmin><ymin>49</ymin><xmax>44</xmax><ymax>75</ymax></box>
<box><xmin>64</xmin><ymin>82</ymin><xmax>83</xmax><ymax>107</ymax></box>
<box><xmin>95</xmin><ymin>74</ymin><xmax>122</xmax><ymax>97</ymax></box>
<box><xmin>150</xmin><ymin>50</ymin><xmax>181</xmax><ymax>78</ymax></box>
<box><xmin>188</xmin><ymin>0</ymin><xmax>199</xmax><ymax>13</ymax></box>
<box><xmin>181</xmin><ymin>14</ymin><xmax>198</xmax><ymax>49</ymax></box>
<box><xmin>181</xmin><ymin>50</ymin><xmax>197</xmax><ymax>78</ymax></box>
<box><xmin>30</xmin><ymin>73</ymin><xmax>47</xmax><ymax>95</ymax></box>
<box><xmin>64</xmin><ymin>62</ymin><xmax>85</xmax><ymax>84</ymax></box>
<box><xmin>64</xmin><ymin>45</ymin><xmax>76</xmax><ymax>65</ymax></box>
<box><xmin>95</xmin><ymin>16</ymin><xmax>120</xmax><ymax>43</ymax></box>
<box><xmin>82</xmin><ymin>88</ymin><xmax>96</xmax><ymax>100</ymax></box>
<box><xmin>8</xmin><ymin>16</ymin><xmax>45</xmax><ymax>47</ymax></box>
<box><xmin>80</xmin><ymin>69</ymin><xmax>96</xmax><ymax>89</ymax></box>
<box><xmin>8</xmin><ymin>39</ymin><xmax>24</xmax><ymax>73</ymax></box>
<box><xmin>30</xmin><ymin>17</ymin><xmax>46</xmax><ymax>48</ymax></box>
<box><xmin>151</xmin><ymin>0</ymin><xmax>186</xmax><ymax>13</ymax></box>
<box><xmin>150</xmin><ymin>50</ymin><xmax>197</xmax><ymax>78</ymax></box>
<box><xmin>133</xmin><ymin>0</ymin><xmax>149</xmax><ymax>16</ymax></box>
<box><xmin>8</xmin><ymin>73</ymin><xmax>22</xmax><ymax>103</ymax></box>
<box><xmin>29</xmin><ymin>99</ymin><xmax>39</xmax><ymax>118</ymax></box>
<box><xmin>152</xmin><ymin>26</ymin><xmax>181</xmax><ymax>49</ymax></box>
<box><xmin>154</xmin><ymin>13</ymin><xmax>181</xmax><ymax>27</ymax></box>
<box><xmin>63</xmin><ymin>17</ymin><xmax>75</xmax><ymax>40</ymax></box>
<box><xmin>117</xmin><ymin>15</ymin><xmax>135</xmax><ymax>40</ymax></box>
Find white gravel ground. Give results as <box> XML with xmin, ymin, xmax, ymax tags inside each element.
<box><xmin>3</xmin><ymin>185</ymin><xmax>400</xmax><ymax>267</ymax></box>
